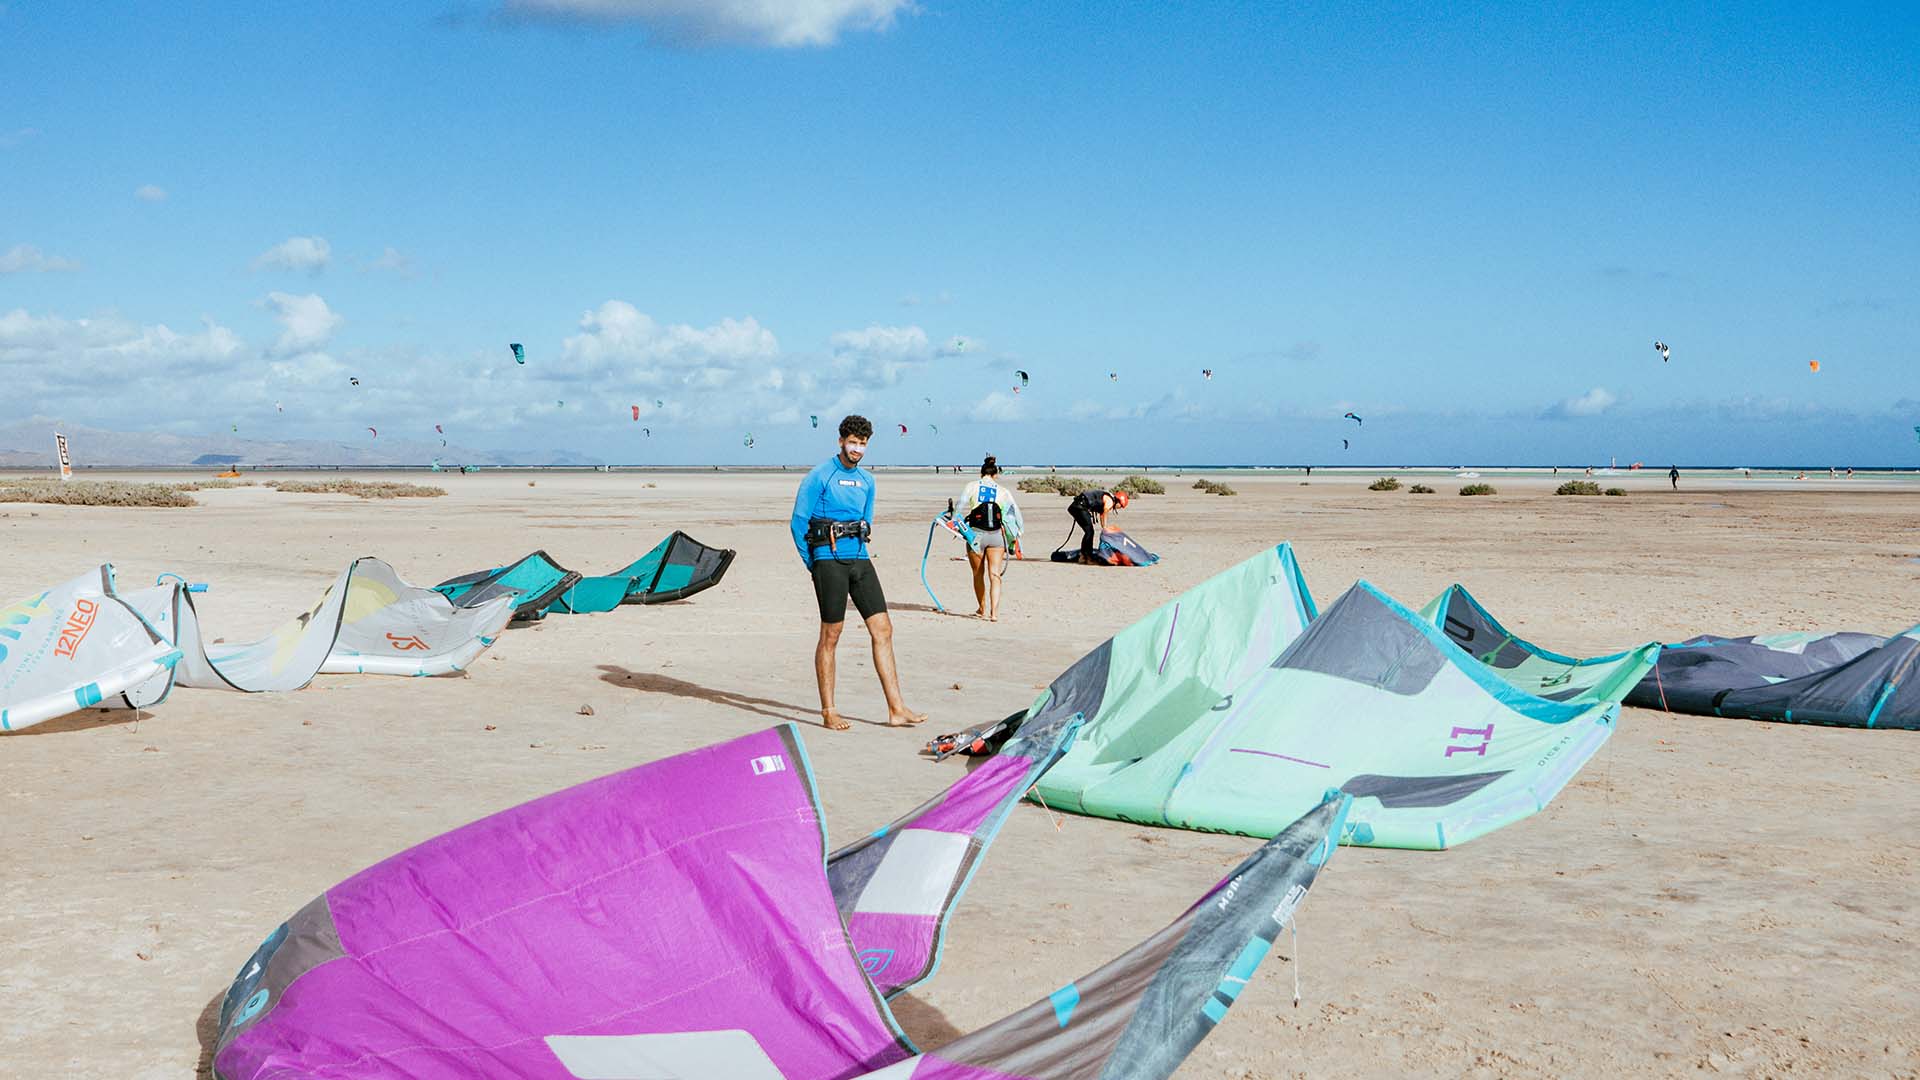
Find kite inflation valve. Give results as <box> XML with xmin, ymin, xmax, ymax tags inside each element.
<box><xmin>156</xmin><ymin>573</ymin><xmax>208</xmax><ymax>593</ymax></box>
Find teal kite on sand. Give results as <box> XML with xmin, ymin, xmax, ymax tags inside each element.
<box><xmin>435</xmin><ymin>532</ymin><xmax>734</xmax><ymax>621</ymax></box>
<box><xmin>1419</xmin><ymin>584</ymin><xmax>1660</xmax><ymax>707</ymax></box>
<box><xmin>1018</xmin><ymin>543</ymin><xmax>1656</xmax><ymax>849</ymax></box>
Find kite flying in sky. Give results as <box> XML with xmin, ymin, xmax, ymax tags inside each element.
<box><xmin>1202</xmin><ymin>369</ymin><xmax>1213</xmax><ymax>380</ymax></box>
<box><xmin>1343</xmin><ymin>412</ymin><xmax>1363</xmax><ymax>425</ymax></box>
<box><xmin>1654</xmin><ymin>341</ymin><xmax>1670</xmax><ymax>362</ymax></box>
<box><xmin>510</xmin><ymin>343</ymin><xmax>525</xmax><ymax>365</ymax></box>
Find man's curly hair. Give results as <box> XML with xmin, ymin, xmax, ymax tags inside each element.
<box><xmin>838</xmin><ymin>414</ymin><xmax>873</xmax><ymax>440</ymax></box>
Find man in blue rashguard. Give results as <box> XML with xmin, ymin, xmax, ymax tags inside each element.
<box><xmin>791</xmin><ymin>415</ymin><xmax>927</xmax><ymax>732</ymax></box>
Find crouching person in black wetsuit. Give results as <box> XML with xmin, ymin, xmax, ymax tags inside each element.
<box><xmin>790</xmin><ymin>415</ymin><xmax>927</xmax><ymax>732</ymax></box>
<box><xmin>1068</xmin><ymin>487</ymin><xmax>1130</xmax><ymax>561</ymax></box>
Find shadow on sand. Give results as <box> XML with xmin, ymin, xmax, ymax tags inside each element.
<box><xmin>0</xmin><ymin>709</ymin><xmax>146</xmax><ymax>738</ymax></box>
<box><xmin>598</xmin><ymin>665</ymin><xmax>892</xmax><ymax>727</ymax></box>
<box><xmin>889</xmin><ymin>993</ymin><xmax>969</xmax><ymax>1048</ymax></box>
<box><xmin>195</xmin><ymin>990</ymin><xmax>223</xmax><ymax>1078</ymax></box>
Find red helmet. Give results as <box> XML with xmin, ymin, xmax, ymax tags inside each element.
<box><xmin>1112</xmin><ymin>490</ymin><xmax>1131</xmax><ymax>508</ymax></box>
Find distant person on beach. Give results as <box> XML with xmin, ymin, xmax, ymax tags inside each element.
<box><xmin>790</xmin><ymin>414</ymin><xmax>926</xmax><ymax>732</ymax></box>
<box><xmin>1669</xmin><ymin>465</ymin><xmax>1680</xmax><ymax>489</ymax></box>
<box><xmin>1069</xmin><ymin>487</ymin><xmax>1129</xmax><ymax>561</ymax></box>
<box><xmin>959</xmin><ymin>455</ymin><xmax>1022</xmax><ymax>621</ymax></box>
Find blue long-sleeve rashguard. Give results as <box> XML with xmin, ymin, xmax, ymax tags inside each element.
<box><xmin>791</xmin><ymin>455</ymin><xmax>876</xmax><ymax>567</ymax></box>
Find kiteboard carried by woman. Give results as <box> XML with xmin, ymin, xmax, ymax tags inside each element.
<box><xmin>957</xmin><ymin>455</ymin><xmax>1023</xmax><ymax>621</ymax></box>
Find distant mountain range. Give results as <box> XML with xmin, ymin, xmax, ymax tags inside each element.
<box><xmin>0</xmin><ymin>420</ymin><xmax>603</xmax><ymax>468</ymax></box>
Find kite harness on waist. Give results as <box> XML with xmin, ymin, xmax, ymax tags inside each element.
<box><xmin>806</xmin><ymin>517</ymin><xmax>872</xmax><ymax>547</ymax></box>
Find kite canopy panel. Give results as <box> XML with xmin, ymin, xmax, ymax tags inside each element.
<box><xmin>1051</xmin><ymin>528</ymin><xmax>1160</xmax><ymax>566</ymax></box>
<box><xmin>1030</xmin><ymin>549</ymin><xmax>1625</xmax><ymax>848</ymax></box>
<box><xmin>107</xmin><ymin>559</ymin><xmax>513</xmax><ymax>709</ymax></box>
<box><xmin>0</xmin><ymin>567</ymin><xmax>182</xmax><ymax>733</ymax></box>
<box><xmin>212</xmin><ymin>718</ymin><xmax>1347</xmax><ymax>1080</ymax></box>
<box><xmin>435</xmin><ymin>533</ymin><xmax>735</xmax><ymax>620</ymax></box>
<box><xmin>1419</xmin><ymin>584</ymin><xmax>1660</xmax><ymax>707</ymax></box>
<box><xmin>1625</xmin><ymin>626</ymin><xmax>1920</xmax><ymax>729</ymax></box>
<box><xmin>434</xmin><ymin>550</ymin><xmax>581</xmax><ymax>620</ymax></box>
<box><xmin>3</xmin><ymin>561</ymin><xmax>510</xmax><ymax>731</ymax></box>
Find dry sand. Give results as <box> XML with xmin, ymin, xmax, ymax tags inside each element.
<box><xmin>2</xmin><ymin>468</ymin><xmax>1916</xmax><ymax>1078</ymax></box>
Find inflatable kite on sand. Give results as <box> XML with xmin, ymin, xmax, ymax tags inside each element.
<box><xmin>0</xmin><ymin>567</ymin><xmax>182</xmax><ymax>732</ymax></box>
<box><xmin>0</xmin><ymin>561</ymin><xmax>513</xmax><ymax>732</ymax></box>
<box><xmin>208</xmin><ymin>711</ymin><xmax>1354</xmax><ymax>1080</ymax></box>
<box><xmin>435</xmin><ymin>532</ymin><xmax>735</xmax><ymax>621</ymax></box>
<box><xmin>1624</xmin><ymin>625</ymin><xmax>1920</xmax><ymax>729</ymax></box>
<box><xmin>1017</xmin><ymin>544</ymin><xmax>1651</xmax><ymax>848</ymax></box>
<box><xmin>1051</xmin><ymin>529</ymin><xmax>1159</xmax><ymax>566</ymax></box>
<box><xmin>1420</xmin><ymin>586</ymin><xmax>1917</xmax><ymax>729</ymax></box>
<box><xmin>1419</xmin><ymin>584</ymin><xmax>1663</xmax><ymax>707</ymax></box>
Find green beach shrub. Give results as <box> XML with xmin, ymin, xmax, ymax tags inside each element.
<box><xmin>1555</xmin><ymin>480</ymin><xmax>1602</xmax><ymax>496</ymax></box>
<box><xmin>1114</xmin><ymin>474</ymin><xmax>1165</xmax><ymax>496</ymax></box>
<box><xmin>1367</xmin><ymin>477</ymin><xmax>1401</xmax><ymax>491</ymax></box>
<box><xmin>1191</xmin><ymin>479</ymin><xmax>1237</xmax><ymax>496</ymax></box>
<box><xmin>1605</xmin><ymin>487</ymin><xmax>1628</xmax><ymax>497</ymax></box>
<box><xmin>174</xmin><ymin>480</ymin><xmax>257</xmax><ymax>492</ymax></box>
<box><xmin>0</xmin><ymin>479</ymin><xmax>197</xmax><ymax>508</ymax></box>
<box><xmin>268</xmin><ymin>480</ymin><xmax>446</xmax><ymax>499</ymax></box>
<box><xmin>1408</xmin><ymin>483</ymin><xmax>1435</xmax><ymax>494</ymax></box>
<box><xmin>1458</xmin><ymin>483</ymin><xmax>1497</xmax><ymax>496</ymax></box>
<box><xmin>1017</xmin><ymin>475</ymin><xmax>1097</xmax><ymax>497</ymax></box>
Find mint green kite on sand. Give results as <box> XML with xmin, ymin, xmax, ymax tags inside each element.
<box><xmin>1022</xmin><ymin>543</ymin><xmax>1658</xmax><ymax>849</ymax></box>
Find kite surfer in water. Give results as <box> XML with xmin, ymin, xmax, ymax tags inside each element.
<box><xmin>958</xmin><ymin>454</ymin><xmax>1023</xmax><ymax>621</ymax></box>
<box><xmin>791</xmin><ymin>415</ymin><xmax>927</xmax><ymax>732</ymax></box>
<box><xmin>1068</xmin><ymin>487</ymin><xmax>1129</xmax><ymax>561</ymax></box>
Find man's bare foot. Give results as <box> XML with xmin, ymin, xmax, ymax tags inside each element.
<box><xmin>971</xmin><ymin>608</ymin><xmax>986</xmax><ymax>619</ymax></box>
<box><xmin>886</xmin><ymin>708</ymin><xmax>928</xmax><ymax>727</ymax></box>
<box><xmin>821</xmin><ymin>709</ymin><xmax>851</xmax><ymax>731</ymax></box>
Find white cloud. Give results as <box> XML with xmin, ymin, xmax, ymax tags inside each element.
<box><xmin>0</xmin><ymin>244</ymin><xmax>81</xmax><ymax>274</ymax></box>
<box><xmin>0</xmin><ymin>127</ymin><xmax>39</xmax><ymax>149</ymax></box>
<box><xmin>969</xmin><ymin>390</ymin><xmax>1027</xmax><ymax>423</ymax></box>
<box><xmin>1543</xmin><ymin>387</ymin><xmax>1618</xmax><ymax>419</ymax></box>
<box><xmin>134</xmin><ymin>184</ymin><xmax>167</xmax><ymax>202</ymax></box>
<box><xmin>263</xmin><ymin>292</ymin><xmax>342</xmax><ymax>352</ymax></box>
<box><xmin>252</xmin><ymin>236</ymin><xmax>332</xmax><ymax>273</ymax></box>
<box><xmin>503</xmin><ymin>0</ymin><xmax>913</xmax><ymax>46</ymax></box>
<box><xmin>827</xmin><ymin>323</ymin><xmax>976</xmax><ymax>385</ymax></box>
<box><xmin>365</xmin><ymin>246</ymin><xmax>412</xmax><ymax>275</ymax></box>
<box><xmin>562</xmin><ymin>301</ymin><xmax>780</xmax><ymax>389</ymax></box>
<box><xmin>0</xmin><ymin>308</ymin><xmax>245</xmax><ymax>418</ymax></box>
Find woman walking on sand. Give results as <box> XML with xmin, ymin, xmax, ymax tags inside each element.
<box><xmin>958</xmin><ymin>455</ymin><xmax>1023</xmax><ymax>621</ymax></box>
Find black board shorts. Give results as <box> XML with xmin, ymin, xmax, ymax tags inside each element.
<box><xmin>811</xmin><ymin>558</ymin><xmax>887</xmax><ymax>624</ymax></box>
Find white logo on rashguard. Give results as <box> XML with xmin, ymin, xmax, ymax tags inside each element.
<box><xmin>750</xmin><ymin>755</ymin><xmax>786</xmax><ymax>776</ymax></box>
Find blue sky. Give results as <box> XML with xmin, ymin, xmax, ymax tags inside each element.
<box><xmin>3</xmin><ymin>1</ymin><xmax>1916</xmax><ymax>465</ymax></box>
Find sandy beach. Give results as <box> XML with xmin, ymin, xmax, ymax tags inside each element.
<box><xmin>2</xmin><ymin>469</ymin><xmax>1916</xmax><ymax>1078</ymax></box>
